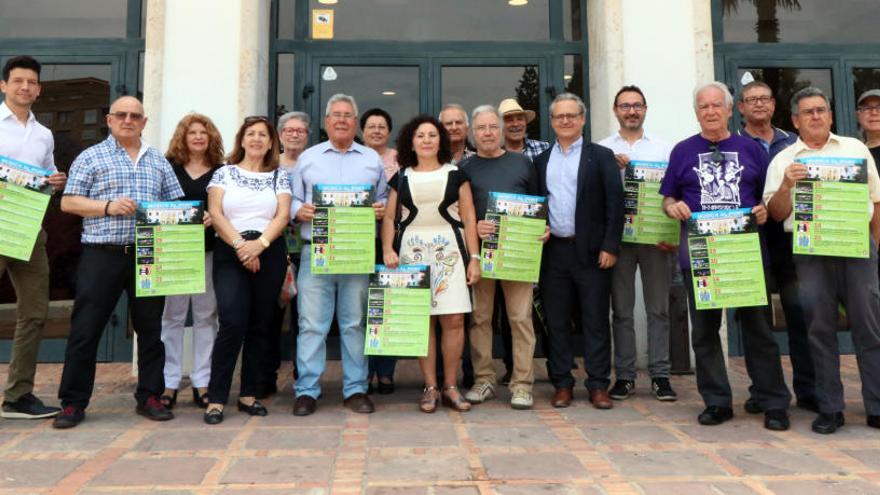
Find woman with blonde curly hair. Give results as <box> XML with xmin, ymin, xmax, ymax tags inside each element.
<box><xmin>159</xmin><ymin>113</ymin><xmax>224</xmax><ymax>410</ymax></box>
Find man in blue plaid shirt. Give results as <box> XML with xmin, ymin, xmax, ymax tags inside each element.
<box><xmin>499</xmin><ymin>98</ymin><xmax>550</xmax><ymax>162</ymax></box>
<box><xmin>53</xmin><ymin>96</ymin><xmax>184</xmax><ymax>429</ymax></box>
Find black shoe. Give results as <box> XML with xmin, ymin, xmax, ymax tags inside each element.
<box><xmin>52</xmin><ymin>406</ymin><xmax>85</xmax><ymax>429</ymax></box>
<box><xmin>367</xmin><ymin>382</ymin><xmax>374</xmax><ymax>395</ymax></box>
<box><xmin>811</xmin><ymin>412</ymin><xmax>844</xmax><ymax>434</ymax></box>
<box><xmin>608</xmin><ymin>380</ymin><xmax>635</xmax><ymax>400</ymax></box>
<box><xmin>651</xmin><ymin>378</ymin><xmax>677</xmax><ymax>402</ymax></box>
<box><xmin>159</xmin><ymin>390</ymin><xmax>177</xmax><ymax>410</ymax></box>
<box><xmin>764</xmin><ymin>409</ymin><xmax>790</xmax><ymax>431</ymax></box>
<box><xmin>501</xmin><ymin>369</ymin><xmax>513</xmax><ymax>386</ymax></box>
<box><xmin>293</xmin><ymin>395</ymin><xmax>317</xmax><ymax>416</ymax></box>
<box><xmin>796</xmin><ymin>396</ymin><xmax>820</xmax><ymax>413</ymax></box>
<box><xmin>136</xmin><ymin>396</ymin><xmax>174</xmax><ymax>421</ymax></box>
<box><xmin>867</xmin><ymin>415</ymin><xmax>880</xmax><ymax>429</ymax></box>
<box><xmin>255</xmin><ymin>382</ymin><xmax>278</xmax><ymax>400</ymax></box>
<box><xmin>698</xmin><ymin>406</ymin><xmax>734</xmax><ymax>425</ymax></box>
<box><xmin>462</xmin><ymin>375</ymin><xmax>475</xmax><ymax>390</ymax></box>
<box><xmin>192</xmin><ymin>388</ymin><xmax>209</xmax><ymax>409</ymax></box>
<box><xmin>237</xmin><ymin>400</ymin><xmax>268</xmax><ymax>416</ymax></box>
<box><xmin>377</xmin><ymin>380</ymin><xmax>395</xmax><ymax>395</ymax></box>
<box><xmin>1</xmin><ymin>393</ymin><xmax>61</xmax><ymax>419</ymax></box>
<box><xmin>743</xmin><ymin>397</ymin><xmax>763</xmax><ymax>414</ymax></box>
<box><xmin>204</xmin><ymin>407</ymin><xmax>224</xmax><ymax>425</ymax></box>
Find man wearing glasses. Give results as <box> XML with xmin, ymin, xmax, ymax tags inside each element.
<box><xmin>764</xmin><ymin>86</ymin><xmax>880</xmax><ymax>434</ymax></box>
<box><xmin>534</xmin><ymin>93</ymin><xmax>623</xmax><ymax>410</ymax></box>
<box><xmin>659</xmin><ymin>82</ymin><xmax>791</xmax><ymax>430</ymax></box>
<box><xmin>598</xmin><ymin>85</ymin><xmax>677</xmax><ymax>403</ymax></box>
<box><xmin>736</xmin><ymin>81</ymin><xmax>818</xmax><ymax>416</ymax></box>
<box><xmin>54</xmin><ymin>96</ymin><xmax>184</xmax><ymax>428</ymax></box>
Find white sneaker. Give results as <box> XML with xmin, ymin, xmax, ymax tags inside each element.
<box><xmin>464</xmin><ymin>382</ymin><xmax>496</xmax><ymax>403</ymax></box>
<box><xmin>510</xmin><ymin>389</ymin><xmax>533</xmax><ymax>410</ymax></box>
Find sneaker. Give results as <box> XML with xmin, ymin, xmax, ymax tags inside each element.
<box><xmin>464</xmin><ymin>382</ymin><xmax>496</xmax><ymax>404</ymax></box>
<box><xmin>136</xmin><ymin>396</ymin><xmax>174</xmax><ymax>421</ymax></box>
<box><xmin>52</xmin><ymin>406</ymin><xmax>85</xmax><ymax>429</ymax></box>
<box><xmin>1</xmin><ymin>393</ymin><xmax>61</xmax><ymax>419</ymax></box>
<box><xmin>608</xmin><ymin>380</ymin><xmax>634</xmax><ymax>400</ymax></box>
<box><xmin>651</xmin><ymin>378</ymin><xmax>678</xmax><ymax>402</ymax></box>
<box><xmin>510</xmin><ymin>389</ymin><xmax>533</xmax><ymax>410</ymax></box>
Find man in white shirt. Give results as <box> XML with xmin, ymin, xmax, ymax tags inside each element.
<box><xmin>0</xmin><ymin>56</ymin><xmax>67</xmax><ymax>420</ymax></box>
<box><xmin>598</xmin><ymin>85</ymin><xmax>677</xmax><ymax>402</ymax></box>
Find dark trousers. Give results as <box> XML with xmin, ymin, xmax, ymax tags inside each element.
<box><xmin>795</xmin><ymin>246</ymin><xmax>880</xmax><ymax>415</ymax></box>
<box><xmin>208</xmin><ymin>238</ymin><xmax>286</xmax><ymax>404</ymax></box>
<box><xmin>683</xmin><ymin>271</ymin><xmax>791</xmax><ymax>410</ymax></box>
<box><xmin>59</xmin><ymin>245</ymin><xmax>165</xmax><ymax>409</ymax></box>
<box><xmin>541</xmin><ymin>238</ymin><xmax>612</xmax><ymax>391</ymax></box>
<box><xmin>263</xmin><ymin>255</ymin><xmax>301</xmax><ymax>389</ymax></box>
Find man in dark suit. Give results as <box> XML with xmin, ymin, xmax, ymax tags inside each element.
<box><xmin>534</xmin><ymin>92</ymin><xmax>624</xmax><ymax>409</ymax></box>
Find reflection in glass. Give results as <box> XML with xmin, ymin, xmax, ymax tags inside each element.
<box><xmin>318</xmin><ymin>66</ymin><xmax>419</xmax><ymax>146</ymax></box>
<box><xmin>0</xmin><ymin>0</ymin><xmax>128</xmax><ymax>38</ymax></box>
<box><xmin>308</xmin><ymin>0</ymin><xmax>549</xmax><ymax>41</ymax></box>
<box><xmin>736</xmin><ymin>67</ymin><xmax>834</xmax><ymax>133</ymax></box>
<box><xmin>278</xmin><ymin>0</ymin><xmax>296</xmax><ymax>39</ymax></box>
<box><xmin>442</xmin><ymin>66</ymin><xmax>542</xmax><ymax>140</ymax></box>
<box><xmin>722</xmin><ymin>0</ymin><xmax>879</xmax><ymax>43</ymax></box>
<box><xmin>563</xmin><ymin>0</ymin><xmax>583</xmax><ymax>41</ymax></box>
<box><xmin>276</xmin><ymin>54</ymin><xmax>296</xmax><ymax>121</ymax></box>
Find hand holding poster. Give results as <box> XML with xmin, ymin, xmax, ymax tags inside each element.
<box><xmin>311</xmin><ymin>184</ymin><xmax>376</xmax><ymax>274</ymax></box>
<box><xmin>0</xmin><ymin>155</ymin><xmax>53</xmax><ymax>261</ymax></box>
<box><xmin>135</xmin><ymin>201</ymin><xmax>206</xmax><ymax>297</ymax></box>
<box><xmin>687</xmin><ymin>208</ymin><xmax>767</xmax><ymax>310</ymax></box>
<box><xmin>622</xmin><ymin>160</ymin><xmax>679</xmax><ymax>245</ymax></box>
<box><xmin>791</xmin><ymin>157</ymin><xmax>869</xmax><ymax>258</ymax></box>
<box><xmin>365</xmin><ymin>264</ymin><xmax>431</xmax><ymax>357</ymax></box>
<box><xmin>480</xmin><ymin>192</ymin><xmax>546</xmax><ymax>283</ymax></box>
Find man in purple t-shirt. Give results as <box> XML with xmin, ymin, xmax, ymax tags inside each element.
<box><xmin>659</xmin><ymin>82</ymin><xmax>791</xmax><ymax>430</ymax></box>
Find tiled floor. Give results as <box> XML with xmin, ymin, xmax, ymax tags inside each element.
<box><xmin>1</xmin><ymin>357</ymin><xmax>879</xmax><ymax>495</ymax></box>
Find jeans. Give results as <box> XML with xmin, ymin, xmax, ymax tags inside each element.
<box><xmin>295</xmin><ymin>249</ymin><xmax>369</xmax><ymax>399</ymax></box>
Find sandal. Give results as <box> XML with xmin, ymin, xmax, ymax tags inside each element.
<box><xmin>441</xmin><ymin>385</ymin><xmax>472</xmax><ymax>412</ymax></box>
<box><xmin>192</xmin><ymin>388</ymin><xmax>209</xmax><ymax>409</ymax></box>
<box><xmin>159</xmin><ymin>390</ymin><xmax>177</xmax><ymax>410</ymax></box>
<box><xmin>419</xmin><ymin>386</ymin><xmax>440</xmax><ymax>413</ymax></box>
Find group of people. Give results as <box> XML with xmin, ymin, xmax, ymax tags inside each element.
<box><xmin>2</xmin><ymin>54</ymin><xmax>880</xmax><ymax>436</ymax></box>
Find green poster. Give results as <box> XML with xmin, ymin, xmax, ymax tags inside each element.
<box><xmin>0</xmin><ymin>155</ymin><xmax>52</xmax><ymax>261</ymax></box>
<box><xmin>480</xmin><ymin>192</ymin><xmax>546</xmax><ymax>283</ymax></box>
<box><xmin>311</xmin><ymin>184</ymin><xmax>375</xmax><ymax>274</ymax></box>
<box><xmin>687</xmin><ymin>208</ymin><xmax>767</xmax><ymax>310</ymax></box>
<box><xmin>365</xmin><ymin>264</ymin><xmax>431</xmax><ymax>357</ymax></box>
<box><xmin>135</xmin><ymin>201</ymin><xmax>206</xmax><ymax>297</ymax></box>
<box><xmin>622</xmin><ymin>160</ymin><xmax>679</xmax><ymax>245</ymax></box>
<box><xmin>791</xmin><ymin>157</ymin><xmax>870</xmax><ymax>258</ymax></box>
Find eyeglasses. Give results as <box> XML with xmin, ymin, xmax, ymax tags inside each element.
<box><xmin>797</xmin><ymin>107</ymin><xmax>829</xmax><ymax>117</ymax></box>
<box><xmin>742</xmin><ymin>95</ymin><xmax>773</xmax><ymax>105</ymax></box>
<box><xmin>708</xmin><ymin>143</ymin><xmax>723</xmax><ymax>163</ymax></box>
<box><xmin>616</xmin><ymin>103</ymin><xmax>646</xmax><ymax>112</ymax></box>
<box><xmin>473</xmin><ymin>124</ymin><xmax>501</xmax><ymax>133</ymax></box>
<box><xmin>550</xmin><ymin>112</ymin><xmax>583</xmax><ymax>122</ymax></box>
<box><xmin>282</xmin><ymin>127</ymin><xmax>309</xmax><ymax>135</ymax></box>
<box><xmin>108</xmin><ymin>111</ymin><xmax>144</xmax><ymax>121</ymax></box>
<box><xmin>858</xmin><ymin>105</ymin><xmax>880</xmax><ymax>114</ymax></box>
<box><xmin>329</xmin><ymin>112</ymin><xmax>356</xmax><ymax>120</ymax></box>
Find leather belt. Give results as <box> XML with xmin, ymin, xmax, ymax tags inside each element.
<box><xmin>87</xmin><ymin>243</ymin><xmax>134</xmax><ymax>255</ymax></box>
<box><xmin>550</xmin><ymin>235</ymin><xmax>576</xmax><ymax>244</ymax></box>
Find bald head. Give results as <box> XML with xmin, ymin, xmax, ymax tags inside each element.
<box><xmin>107</xmin><ymin>96</ymin><xmax>147</xmax><ymax>143</ymax></box>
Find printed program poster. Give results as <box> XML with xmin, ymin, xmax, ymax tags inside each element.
<box><xmin>365</xmin><ymin>264</ymin><xmax>431</xmax><ymax>357</ymax></box>
<box><xmin>311</xmin><ymin>184</ymin><xmax>375</xmax><ymax>274</ymax></box>
<box><xmin>687</xmin><ymin>208</ymin><xmax>767</xmax><ymax>310</ymax></box>
<box><xmin>792</xmin><ymin>157</ymin><xmax>870</xmax><ymax>258</ymax></box>
<box><xmin>480</xmin><ymin>192</ymin><xmax>547</xmax><ymax>283</ymax></box>
<box><xmin>135</xmin><ymin>201</ymin><xmax>206</xmax><ymax>297</ymax></box>
<box><xmin>0</xmin><ymin>155</ymin><xmax>52</xmax><ymax>261</ymax></box>
<box><xmin>622</xmin><ymin>160</ymin><xmax>679</xmax><ymax>245</ymax></box>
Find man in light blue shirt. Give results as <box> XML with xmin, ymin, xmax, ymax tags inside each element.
<box><xmin>290</xmin><ymin>94</ymin><xmax>388</xmax><ymax>416</ymax></box>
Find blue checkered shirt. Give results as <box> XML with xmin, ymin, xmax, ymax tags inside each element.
<box><xmin>64</xmin><ymin>136</ymin><xmax>183</xmax><ymax>244</ymax></box>
<box><xmin>521</xmin><ymin>139</ymin><xmax>551</xmax><ymax>162</ymax></box>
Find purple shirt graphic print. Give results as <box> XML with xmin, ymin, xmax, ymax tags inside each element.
<box><xmin>693</xmin><ymin>151</ymin><xmax>744</xmax><ymax>210</ymax></box>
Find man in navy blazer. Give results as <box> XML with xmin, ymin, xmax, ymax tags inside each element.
<box><xmin>533</xmin><ymin>92</ymin><xmax>624</xmax><ymax>409</ymax></box>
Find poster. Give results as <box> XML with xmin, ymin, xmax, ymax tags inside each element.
<box><xmin>687</xmin><ymin>208</ymin><xmax>767</xmax><ymax>310</ymax></box>
<box><xmin>365</xmin><ymin>264</ymin><xmax>431</xmax><ymax>357</ymax></box>
<box><xmin>0</xmin><ymin>155</ymin><xmax>52</xmax><ymax>261</ymax></box>
<box><xmin>312</xmin><ymin>9</ymin><xmax>334</xmax><ymax>39</ymax></box>
<box><xmin>622</xmin><ymin>160</ymin><xmax>679</xmax><ymax>245</ymax></box>
<box><xmin>480</xmin><ymin>192</ymin><xmax>546</xmax><ymax>283</ymax></box>
<box><xmin>311</xmin><ymin>184</ymin><xmax>375</xmax><ymax>274</ymax></box>
<box><xmin>791</xmin><ymin>157</ymin><xmax>870</xmax><ymax>258</ymax></box>
<box><xmin>135</xmin><ymin>201</ymin><xmax>206</xmax><ymax>297</ymax></box>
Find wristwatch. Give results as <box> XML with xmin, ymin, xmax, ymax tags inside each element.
<box><xmin>258</xmin><ymin>236</ymin><xmax>271</xmax><ymax>248</ymax></box>
<box><xmin>232</xmin><ymin>238</ymin><xmax>245</xmax><ymax>249</ymax></box>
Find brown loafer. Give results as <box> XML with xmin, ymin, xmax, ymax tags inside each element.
<box><xmin>293</xmin><ymin>395</ymin><xmax>317</xmax><ymax>416</ymax></box>
<box><xmin>343</xmin><ymin>393</ymin><xmax>375</xmax><ymax>414</ymax></box>
<box><xmin>552</xmin><ymin>387</ymin><xmax>573</xmax><ymax>408</ymax></box>
<box><xmin>589</xmin><ymin>389</ymin><xmax>613</xmax><ymax>410</ymax></box>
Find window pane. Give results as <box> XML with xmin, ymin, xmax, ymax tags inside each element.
<box><xmin>722</xmin><ymin>0</ymin><xmax>880</xmax><ymax>43</ymax></box>
<box><xmin>737</xmin><ymin>67</ymin><xmax>835</xmax><ymax>133</ymax></box>
<box><xmin>276</xmin><ymin>54</ymin><xmax>296</xmax><ymax>122</ymax></box>
<box><xmin>563</xmin><ymin>0</ymin><xmax>583</xmax><ymax>41</ymax></box>
<box><xmin>0</xmin><ymin>0</ymin><xmax>128</xmax><ymax>38</ymax></box>
<box><xmin>564</xmin><ymin>55</ymin><xmax>584</xmax><ymax>101</ymax></box>
<box><xmin>442</xmin><ymin>66</ymin><xmax>542</xmax><ymax>140</ymax></box>
<box><xmin>308</xmin><ymin>0</ymin><xmax>549</xmax><ymax>41</ymax></box>
<box><xmin>278</xmin><ymin>0</ymin><xmax>296</xmax><ymax>39</ymax></box>
<box><xmin>318</xmin><ymin>66</ymin><xmax>419</xmax><ymax>146</ymax></box>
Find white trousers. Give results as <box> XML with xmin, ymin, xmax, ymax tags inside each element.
<box><xmin>160</xmin><ymin>252</ymin><xmax>218</xmax><ymax>389</ymax></box>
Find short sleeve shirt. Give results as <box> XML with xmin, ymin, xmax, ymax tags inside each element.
<box><xmin>207</xmin><ymin>164</ymin><xmax>292</xmax><ymax>233</ymax></box>
<box><xmin>0</xmin><ymin>101</ymin><xmax>55</xmax><ymax>171</ymax></box>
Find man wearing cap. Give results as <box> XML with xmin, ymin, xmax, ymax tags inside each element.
<box><xmin>736</xmin><ymin>80</ymin><xmax>817</xmax><ymax>415</ymax></box>
<box><xmin>500</xmin><ymin>98</ymin><xmax>550</xmax><ymax>162</ymax></box>
<box><xmin>764</xmin><ymin>86</ymin><xmax>880</xmax><ymax>434</ymax></box>
<box><xmin>857</xmin><ymin>89</ymin><xmax>880</xmax><ymax>175</ymax></box>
